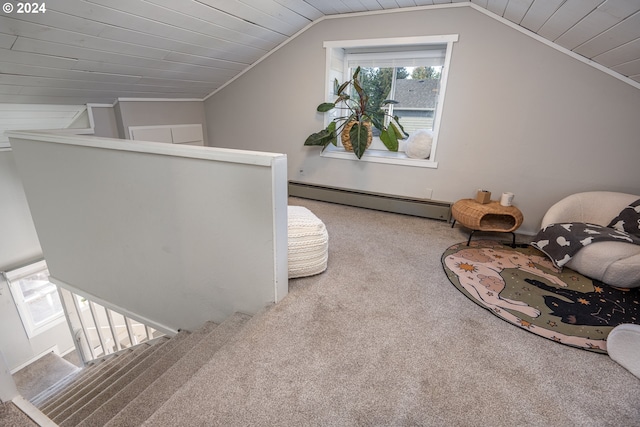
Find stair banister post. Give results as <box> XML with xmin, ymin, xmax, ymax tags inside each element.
<box><xmin>88</xmin><ymin>301</ymin><xmax>109</xmax><ymax>357</ymax></box>
<box><xmin>124</xmin><ymin>316</ymin><xmax>137</xmax><ymax>346</ymax></box>
<box><xmin>105</xmin><ymin>308</ymin><xmax>122</xmax><ymax>352</ymax></box>
<box><xmin>58</xmin><ymin>287</ymin><xmax>89</xmax><ymax>366</ymax></box>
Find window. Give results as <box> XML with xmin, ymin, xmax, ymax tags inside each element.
<box><xmin>321</xmin><ymin>36</ymin><xmax>458</xmax><ymax>168</ymax></box>
<box><xmin>3</xmin><ymin>260</ymin><xmax>65</xmax><ymax>338</ymax></box>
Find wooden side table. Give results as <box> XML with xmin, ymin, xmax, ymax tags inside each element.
<box><xmin>451</xmin><ymin>199</ymin><xmax>524</xmax><ymax>246</ymax></box>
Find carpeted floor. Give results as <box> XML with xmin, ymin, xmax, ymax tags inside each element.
<box><xmin>0</xmin><ymin>402</ymin><xmax>38</xmax><ymax>427</ymax></box>
<box><xmin>143</xmin><ymin>197</ymin><xmax>640</xmax><ymax>427</ymax></box>
<box><xmin>442</xmin><ymin>240</ymin><xmax>640</xmax><ymax>353</ymax></box>
<box><xmin>13</xmin><ymin>352</ymin><xmax>80</xmax><ymax>401</ymax></box>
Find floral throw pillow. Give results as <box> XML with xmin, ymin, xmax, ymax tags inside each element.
<box><xmin>607</xmin><ymin>198</ymin><xmax>640</xmax><ymax>238</ymax></box>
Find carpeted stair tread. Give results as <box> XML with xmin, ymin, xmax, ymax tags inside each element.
<box><xmin>51</xmin><ymin>337</ymin><xmax>170</xmax><ymax>424</ymax></box>
<box><xmin>34</xmin><ymin>348</ymin><xmax>138</xmax><ymax>409</ymax></box>
<box><xmin>14</xmin><ymin>352</ymin><xmax>81</xmax><ymax>402</ymax></box>
<box><xmin>56</xmin><ymin>334</ymin><xmax>189</xmax><ymax>427</ymax></box>
<box><xmin>103</xmin><ymin>313</ymin><xmax>251</xmax><ymax>427</ymax></box>
<box><xmin>31</xmin><ymin>353</ymin><xmax>119</xmax><ymax>408</ymax></box>
<box><xmin>39</xmin><ymin>339</ymin><xmax>165</xmax><ymax>414</ymax></box>
<box><xmin>140</xmin><ymin>307</ymin><xmax>279</xmax><ymax>427</ymax></box>
<box><xmin>42</xmin><ymin>344</ymin><xmax>153</xmax><ymax>419</ymax></box>
<box><xmin>30</xmin><ymin>368</ymin><xmax>83</xmax><ymax>408</ymax></box>
<box><xmin>34</xmin><ymin>352</ymin><xmax>126</xmax><ymax>410</ymax></box>
<box><xmin>38</xmin><ymin>346</ymin><xmax>145</xmax><ymax>413</ymax></box>
<box><xmin>75</xmin><ymin>321</ymin><xmax>218</xmax><ymax>427</ymax></box>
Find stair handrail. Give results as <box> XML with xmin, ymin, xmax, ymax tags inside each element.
<box><xmin>58</xmin><ymin>287</ymin><xmax>165</xmax><ymax>364</ymax></box>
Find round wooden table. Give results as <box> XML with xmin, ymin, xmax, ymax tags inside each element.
<box><xmin>451</xmin><ymin>199</ymin><xmax>524</xmax><ymax>246</ymax></box>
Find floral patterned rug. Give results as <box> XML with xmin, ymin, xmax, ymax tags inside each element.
<box><xmin>441</xmin><ymin>240</ymin><xmax>640</xmax><ymax>353</ymax></box>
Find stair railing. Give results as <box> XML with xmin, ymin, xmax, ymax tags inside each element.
<box><xmin>58</xmin><ymin>287</ymin><xmax>164</xmax><ymax>364</ymax></box>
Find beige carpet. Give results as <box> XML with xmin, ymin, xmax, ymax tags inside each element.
<box><xmin>0</xmin><ymin>402</ymin><xmax>38</xmax><ymax>426</ymax></box>
<box><xmin>142</xmin><ymin>197</ymin><xmax>640</xmax><ymax>426</ymax></box>
<box><xmin>13</xmin><ymin>352</ymin><xmax>80</xmax><ymax>401</ymax></box>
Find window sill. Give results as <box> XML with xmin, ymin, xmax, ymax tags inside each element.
<box><xmin>320</xmin><ymin>146</ymin><xmax>438</xmax><ymax>168</ymax></box>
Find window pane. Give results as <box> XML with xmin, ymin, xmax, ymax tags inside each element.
<box><xmin>355</xmin><ymin>67</ymin><xmax>395</xmax><ymax>138</ymax></box>
<box><xmin>394</xmin><ymin>67</ymin><xmax>442</xmax><ymax>134</ymax></box>
<box><xmin>17</xmin><ymin>270</ymin><xmax>64</xmax><ymax>326</ymax></box>
<box><xmin>347</xmin><ymin>63</ymin><xmax>442</xmax><ymax>150</ymax></box>
<box><xmin>358</xmin><ymin>67</ymin><xmax>394</xmax><ymax>111</ymax></box>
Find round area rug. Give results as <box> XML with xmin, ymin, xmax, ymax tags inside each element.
<box><xmin>441</xmin><ymin>240</ymin><xmax>640</xmax><ymax>353</ymax></box>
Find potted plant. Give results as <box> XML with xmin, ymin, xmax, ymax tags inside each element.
<box><xmin>304</xmin><ymin>66</ymin><xmax>408</xmax><ymax>159</ymax></box>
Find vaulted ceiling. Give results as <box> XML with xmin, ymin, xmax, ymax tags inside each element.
<box><xmin>1</xmin><ymin>0</ymin><xmax>639</xmax><ymax>106</ymax></box>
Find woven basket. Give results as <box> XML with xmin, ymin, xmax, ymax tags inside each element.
<box><xmin>341</xmin><ymin>120</ymin><xmax>372</xmax><ymax>152</ymax></box>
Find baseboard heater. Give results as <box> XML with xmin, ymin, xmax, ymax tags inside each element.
<box><xmin>288</xmin><ymin>181</ymin><xmax>451</xmax><ymax>222</ymax></box>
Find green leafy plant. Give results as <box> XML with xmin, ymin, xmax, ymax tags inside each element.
<box><xmin>304</xmin><ymin>66</ymin><xmax>408</xmax><ymax>159</ymax></box>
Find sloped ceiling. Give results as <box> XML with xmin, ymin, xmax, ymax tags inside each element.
<box><xmin>0</xmin><ymin>0</ymin><xmax>639</xmax><ymax>106</ymax></box>
<box><xmin>0</xmin><ymin>103</ymin><xmax>86</xmax><ymax>146</ymax></box>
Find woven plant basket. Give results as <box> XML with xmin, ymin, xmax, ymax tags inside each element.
<box><xmin>341</xmin><ymin>120</ymin><xmax>372</xmax><ymax>152</ymax></box>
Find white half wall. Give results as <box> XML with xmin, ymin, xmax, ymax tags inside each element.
<box><xmin>204</xmin><ymin>5</ymin><xmax>640</xmax><ymax>234</ymax></box>
<box><xmin>8</xmin><ymin>131</ymin><xmax>288</xmax><ymax>331</ymax></box>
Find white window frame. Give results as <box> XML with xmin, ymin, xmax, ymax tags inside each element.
<box><xmin>3</xmin><ymin>260</ymin><xmax>65</xmax><ymax>338</ymax></box>
<box><xmin>320</xmin><ymin>35</ymin><xmax>458</xmax><ymax>168</ymax></box>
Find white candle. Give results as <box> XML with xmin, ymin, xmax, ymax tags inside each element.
<box><xmin>500</xmin><ymin>192</ymin><xmax>514</xmax><ymax>206</ymax></box>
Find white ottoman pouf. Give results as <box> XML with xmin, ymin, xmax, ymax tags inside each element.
<box><xmin>288</xmin><ymin>206</ymin><xmax>328</xmax><ymax>279</ymax></box>
<box><xmin>608</xmin><ymin>324</ymin><xmax>640</xmax><ymax>379</ymax></box>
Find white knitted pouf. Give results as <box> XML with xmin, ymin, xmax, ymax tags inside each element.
<box><xmin>288</xmin><ymin>206</ymin><xmax>328</xmax><ymax>279</ymax></box>
<box><xmin>608</xmin><ymin>324</ymin><xmax>640</xmax><ymax>379</ymax></box>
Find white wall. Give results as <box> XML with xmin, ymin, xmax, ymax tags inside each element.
<box><xmin>9</xmin><ymin>131</ymin><xmax>288</xmax><ymax>332</ymax></box>
<box><xmin>0</xmin><ymin>152</ymin><xmax>41</xmax><ymax>268</ymax></box>
<box><xmin>0</xmin><ymin>352</ymin><xmax>18</xmax><ymax>402</ymax></box>
<box><xmin>0</xmin><ymin>151</ymin><xmax>74</xmax><ymax>371</ymax></box>
<box><xmin>90</xmin><ymin>105</ymin><xmax>119</xmax><ymax>139</ymax></box>
<box><xmin>204</xmin><ymin>6</ymin><xmax>640</xmax><ymax>234</ymax></box>
<box><xmin>114</xmin><ymin>100</ymin><xmax>208</xmax><ymax>145</ymax></box>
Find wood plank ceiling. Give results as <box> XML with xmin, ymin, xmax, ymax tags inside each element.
<box><xmin>0</xmin><ymin>0</ymin><xmax>639</xmax><ymax>105</ymax></box>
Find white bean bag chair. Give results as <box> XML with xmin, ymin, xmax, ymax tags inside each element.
<box><xmin>288</xmin><ymin>206</ymin><xmax>328</xmax><ymax>279</ymax></box>
<box><xmin>540</xmin><ymin>191</ymin><xmax>640</xmax><ymax>288</ymax></box>
<box><xmin>608</xmin><ymin>324</ymin><xmax>640</xmax><ymax>379</ymax></box>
